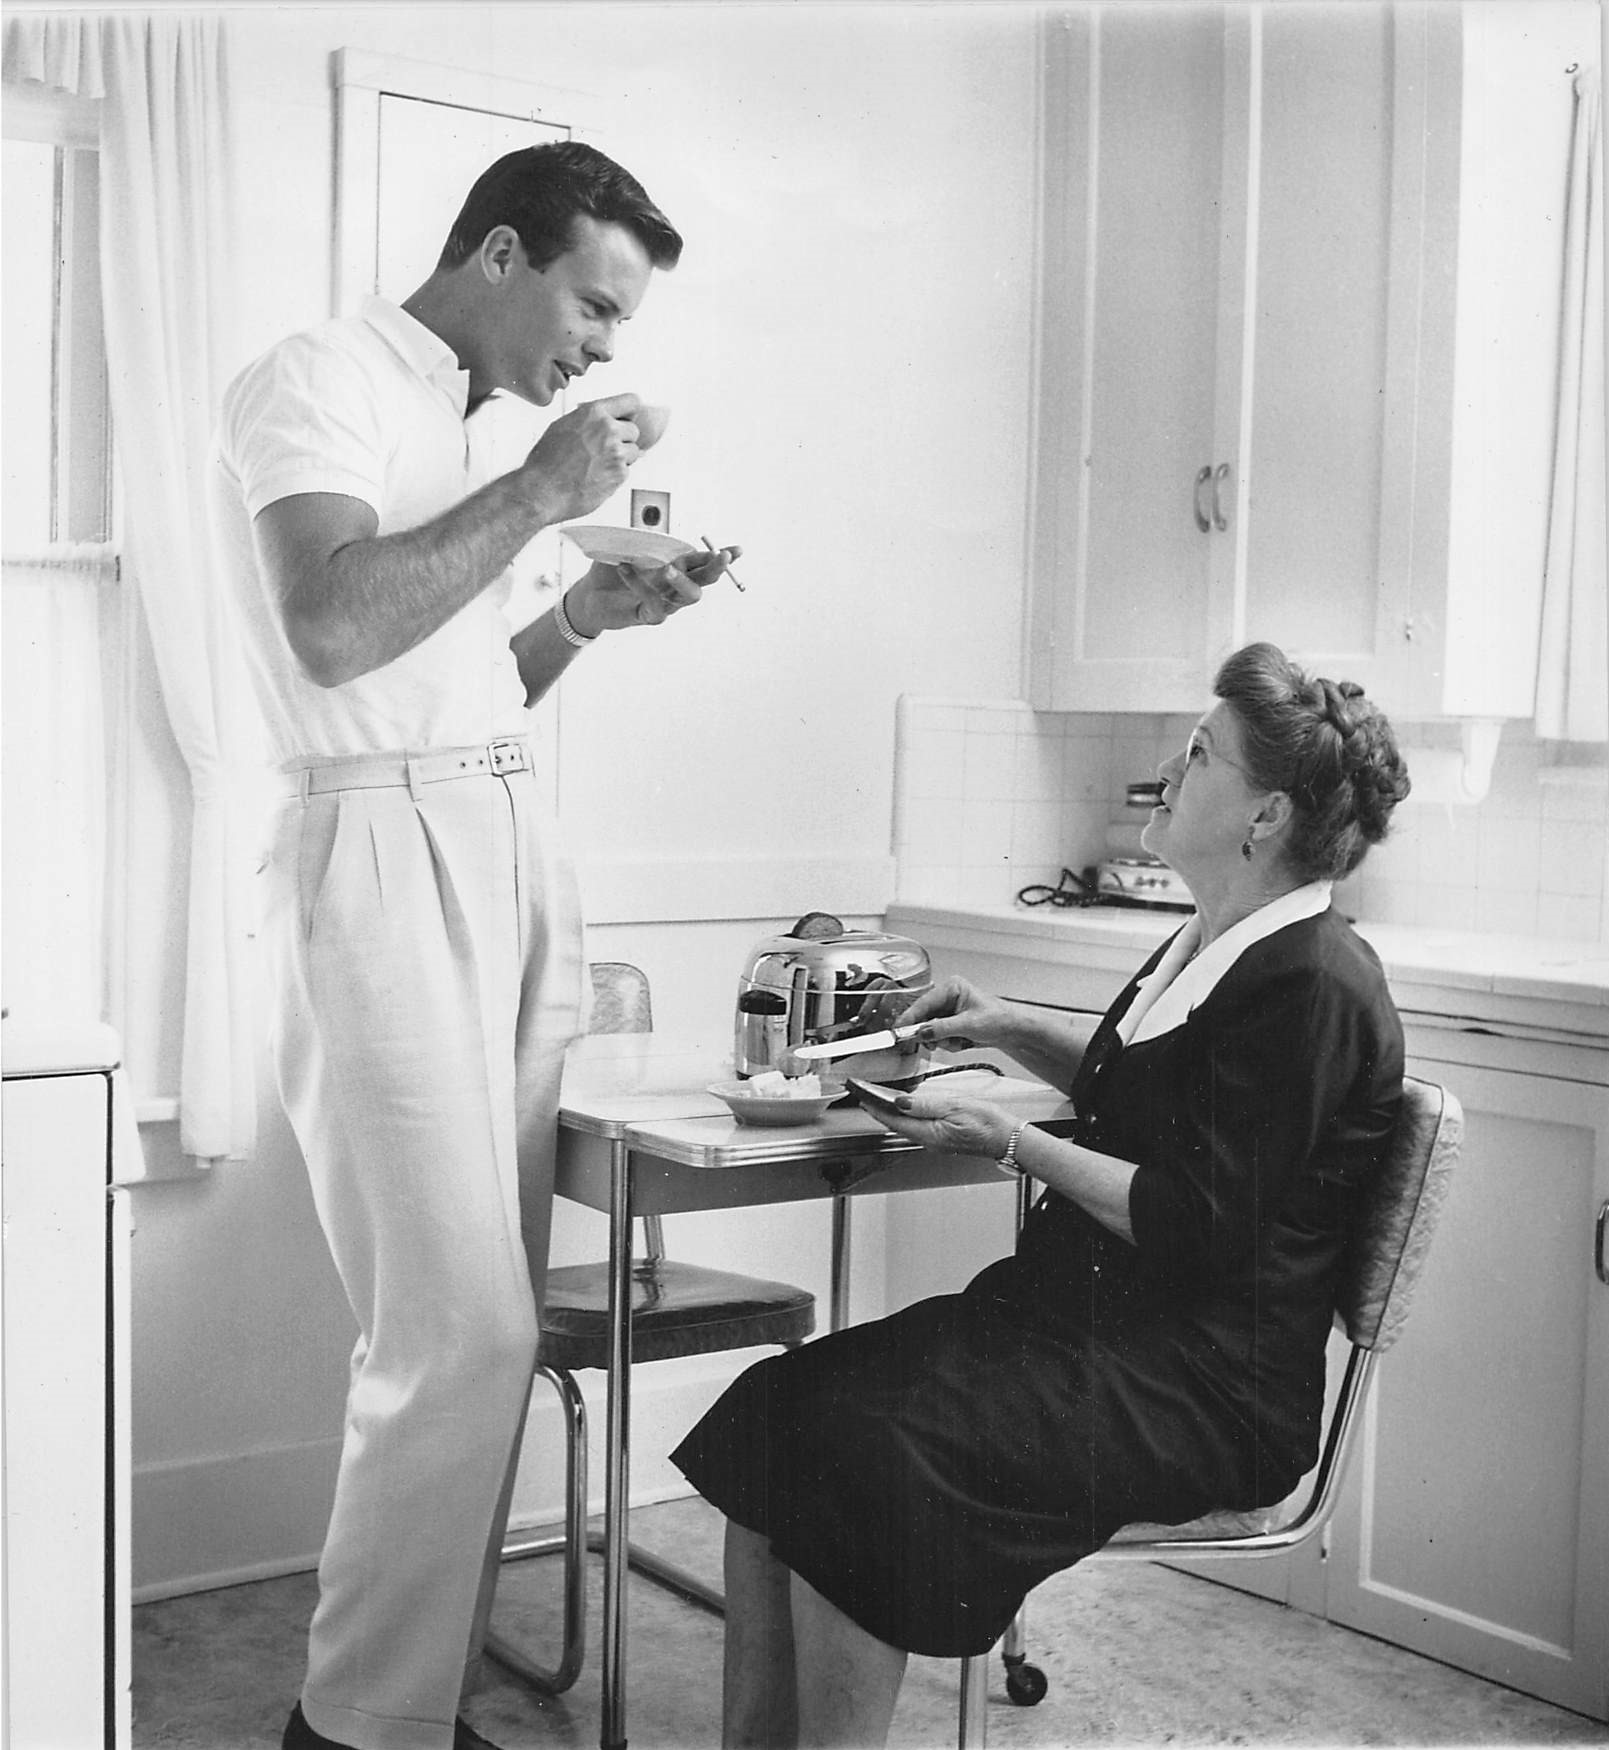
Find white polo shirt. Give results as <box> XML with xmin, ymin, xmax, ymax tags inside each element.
<box><xmin>210</xmin><ymin>296</ymin><xmax>533</xmax><ymax>763</ymax></box>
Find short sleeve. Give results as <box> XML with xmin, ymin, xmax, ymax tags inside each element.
<box><xmin>220</xmin><ymin>331</ymin><xmax>389</xmax><ymax>519</ymax></box>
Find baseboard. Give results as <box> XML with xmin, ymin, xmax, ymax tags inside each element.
<box><xmin>132</xmin><ymin>1436</ymin><xmax>341</xmax><ymax>1603</ymax></box>
<box><xmin>131</xmin><ymin>1353</ymin><xmax>754</xmax><ymax>1602</ymax></box>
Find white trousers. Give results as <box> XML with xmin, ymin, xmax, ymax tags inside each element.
<box><xmin>263</xmin><ymin>753</ymin><xmax>583</xmax><ymax>1750</ymax></box>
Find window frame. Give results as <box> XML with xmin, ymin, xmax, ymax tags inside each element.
<box><xmin>2</xmin><ymin>78</ymin><xmax>130</xmax><ymax>1044</ymax></box>
<box><xmin>2</xmin><ymin>81</ymin><xmax>115</xmax><ymax>555</ymax></box>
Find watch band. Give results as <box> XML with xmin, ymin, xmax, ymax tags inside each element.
<box><xmin>553</xmin><ymin>589</ymin><xmax>598</xmax><ymax>647</ymax></box>
<box><xmin>996</xmin><ymin>1122</ymin><xmax>1027</xmax><ymax>1178</ymax></box>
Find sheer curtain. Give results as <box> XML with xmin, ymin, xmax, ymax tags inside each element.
<box><xmin>3</xmin><ymin>14</ymin><xmax>264</xmax><ymax>1163</ymax></box>
<box><xmin>1535</xmin><ymin>67</ymin><xmax>1607</xmax><ymax>745</ymax></box>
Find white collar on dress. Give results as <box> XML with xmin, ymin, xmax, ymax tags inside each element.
<box><xmin>1116</xmin><ymin>880</ymin><xmax>1334</xmax><ymax>1047</ymax></box>
<box><xmin>359</xmin><ymin>294</ymin><xmax>472</xmax><ymax>416</ymax></box>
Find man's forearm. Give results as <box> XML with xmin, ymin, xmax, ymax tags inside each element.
<box><xmin>285</xmin><ymin>468</ymin><xmax>555</xmax><ymax>686</ymax></box>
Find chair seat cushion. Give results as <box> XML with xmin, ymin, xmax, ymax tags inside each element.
<box><xmin>1106</xmin><ymin>1503</ymin><xmax>1282</xmax><ymax>1545</ymax></box>
<box><xmin>539</xmin><ymin>1260</ymin><xmax>816</xmax><ymax>1369</ymax></box>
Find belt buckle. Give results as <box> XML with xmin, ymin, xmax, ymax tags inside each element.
<box><xmin>488</xmin><ymin>738</ymin><xmax>528</xmax><ymax>776</ymax></box>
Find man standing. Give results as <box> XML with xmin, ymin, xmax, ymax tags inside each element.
<box><xmin>209</xmin><ymin>141</ymin><xmax>733</xmax><ymax>1750</ymax></box>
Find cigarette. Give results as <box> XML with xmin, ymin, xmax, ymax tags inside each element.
<box><xmin>701</xmin><ymin>534</ymin><xmax>746</xmax><ymax>592</ymax></box>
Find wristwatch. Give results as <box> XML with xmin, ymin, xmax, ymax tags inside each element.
<box><xmin>996</xmin><ymin>1123</ymin><xmax>1027</xmax><ymax>1178</ymax></box>
<box><xmin>553</xmin><ymin>589</ymin><xmax>598</xmax><ymax>647</ymax></box>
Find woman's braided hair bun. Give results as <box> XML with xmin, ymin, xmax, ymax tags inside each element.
<box><xmin>1214</xmin><ymin>643</ymin><xmax>1412</xmax><ymax>881</ymax></box>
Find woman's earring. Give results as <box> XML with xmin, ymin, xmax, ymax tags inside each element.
<box><xmin>1241</xmin><ymin>832</ymin><xmax>1255</xmax><ymax>861</ymax></box>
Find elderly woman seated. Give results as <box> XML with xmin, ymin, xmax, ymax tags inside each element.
<box><xmin>671</xmin><ymin>641</ymin><xmax>1414</xmax><ymax>1750</ymax></box>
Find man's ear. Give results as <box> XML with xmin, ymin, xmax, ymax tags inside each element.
<box><xmin>479</xmin><ymin>225</ymin><xmax>523</xmax><ymax>284</ymax></box>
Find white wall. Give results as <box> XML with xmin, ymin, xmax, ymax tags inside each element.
<box><xmin>894</xmin><ymin>698</ymin><xmax>1609</xmax><ymax>944</ymax></box>
<box><xmin>122</xmin><ymin>2</ymin><xmax>1042</xmax><ymax>1595</ymax></box>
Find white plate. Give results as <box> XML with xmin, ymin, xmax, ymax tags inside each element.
<box><xmin>707</xmin><ymin>1079</ymin><xmax>849</xmax><ymax>1127</ymax></box>
<box><xmin>562</xmin><ymin>524</ymin><xmax>698</xmax><ymax>568</ymax></box>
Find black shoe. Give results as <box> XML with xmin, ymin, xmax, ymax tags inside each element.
<box><xmin>453</xmin><ymin>1720</ymin><xmax>505</xmax><ymax>1750</ymax></box>
<box><xmin>282</xmin><ymin>1702</ymin><xmax>505</xmax><ymax>1750</ymax></box>
<box><xmin>283</xmin><ymin>1704</ymin><xmax>354</xmax><ymax>1750</ymax></box>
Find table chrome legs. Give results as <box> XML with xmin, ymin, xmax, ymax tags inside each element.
<box><xmin>830</xmin><ymin>1193</ymin><xmax>852</xmax><ymax>1331</ymax></box>
<box><xmin>602</xmin><ymin>1135</ymin><xmax>633</xmax><ymax>1749</ymax></box>
<box><xmin>596</xmin><ymin>1170</ymin><xmax>858</xmax><ymax>1745</ymax></box>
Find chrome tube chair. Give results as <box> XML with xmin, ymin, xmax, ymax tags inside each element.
<box><xmin>485</xmin><ymin>962</ymin><xmax>817</xmax><ymax>1696</ymax></box>
<box><xmin>957</xmin><ymin>1072</ymin><xmax>1463</xmax><ymax>1748</ymax></box>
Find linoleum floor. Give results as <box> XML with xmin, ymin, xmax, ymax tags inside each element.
<box><xmin>133</xmin><ymin>1496</ymin><xmax>1607</xmax><ymax>1750</ymax></box>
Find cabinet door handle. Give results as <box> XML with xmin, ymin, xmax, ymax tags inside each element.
<box><xmin>1212</xmin><ymin>462</ymin><xmax>1231</xmax><ymax>532</ymax></box>
<box><xmin>1597</xmin><ymin>1200</ymin><xmax>1609</xmax><ymax>1286</ymax></box>
<box><xmin>1193</xmin><ymin>465</ymin><xmax>1212</xmax><ymax>533</ymax></box>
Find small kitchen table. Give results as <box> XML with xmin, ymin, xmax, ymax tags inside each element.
<box><xmin>550</xmin><ymin>1034</ymin><xmax>1078</xmax><ymax>1749</ymax></box>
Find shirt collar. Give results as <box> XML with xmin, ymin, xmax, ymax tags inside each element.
<box><xmin>1117</xmin><ymin>880</ymin><xmax>1334</xmax><ymax>1047</ymax></box>
<box><xmin>359</xmin><ymin>295</ymin><xmax>471</xmax><ymax>415</ymax></box>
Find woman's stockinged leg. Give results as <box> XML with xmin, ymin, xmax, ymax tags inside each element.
<box><xmin>723</xmin><ymin>1521</ymin><xmax>799</xmax><ymax>1749</ymax></box>
<box><xmin>789</xmin><ymin>1571</ymin><xmax>907</xmax><ymax>1750</ymax></box>
<box><xmin>719</xmin><ymin>1519</ymin><xmax>907</xmax><ymax>1750</ymax></box>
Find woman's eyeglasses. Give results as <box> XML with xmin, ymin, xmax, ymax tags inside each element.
<box><xmin>1184</xmin><ymin>732</ymin><xmax>1253</xmax><ymax>778</ymax></box>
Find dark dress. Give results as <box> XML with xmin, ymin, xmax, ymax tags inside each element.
<box><xmin>670</xmin><ymin>907</ymin><xmax>1404</xmax><ymax>1657</ymax></box>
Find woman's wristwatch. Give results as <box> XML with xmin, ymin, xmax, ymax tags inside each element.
<box><xmin>996</xmin><ymin>1123</ymin><xmax>1027</xmax><ymax>1178</ymax></box>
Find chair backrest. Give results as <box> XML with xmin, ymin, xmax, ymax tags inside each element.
<box><xmin>1335</xmin><ymin>1074</ymin><xmax>1462</xmax><ymax>1353</ymax></box>
<box><xmin>588</xmin><ymin>961</ymin><xmax>653</xmax><ymax>1036</ymax></box>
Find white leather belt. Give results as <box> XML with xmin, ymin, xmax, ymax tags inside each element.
<box><xmin>285</xmin><ymin>738</ymin><xmax>532</xmax><ymax>798</ymax></box>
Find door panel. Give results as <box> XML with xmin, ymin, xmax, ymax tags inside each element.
<box><xmin>1083</xmin><ymin>6</ymin><xmax>1225</xmax><ymax>669</ymax></box>
<box><xmin>1244</xmin><ymin>3</ymin><xmax>1393</xmax><ymax>672</ymax></box>
<box><xmin>1327</xmin><ymin>1058</ymin><xmax>1609</xmax><ymax>1720</ymax></box>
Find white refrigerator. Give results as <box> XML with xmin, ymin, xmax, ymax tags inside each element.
<box><xmin>2</xmin><ymin>1020</ymin><xmax>136</xmax><ymax>1749</ymax></box>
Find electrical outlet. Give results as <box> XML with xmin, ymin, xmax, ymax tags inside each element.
<box><xmin>630</xmin><ymin>489</ymin><xmax>671</xmax><ymax>534</ymax></box>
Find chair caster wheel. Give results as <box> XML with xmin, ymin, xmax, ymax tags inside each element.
<box><xmin>1004</xmin><ymin>1660</ymin><xmax>1048</xmax><ymax>1706</ymax></box>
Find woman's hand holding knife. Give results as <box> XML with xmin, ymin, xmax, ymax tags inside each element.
<box><xmin>851</xmin><ymin>976</ymin><xmax>1022</xmax><ymax>1159</ymax></box>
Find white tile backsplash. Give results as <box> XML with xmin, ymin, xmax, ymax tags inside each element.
<box><xmin>894</xmin><ymin>699</ymin><xmax>1609</xmax><ymax>945</ymax></box>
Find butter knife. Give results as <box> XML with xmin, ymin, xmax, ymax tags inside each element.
<box><xmin>792</xmin><ymin>1024</ymin><xmax>925</xmax><ymax>1061</ymax></box>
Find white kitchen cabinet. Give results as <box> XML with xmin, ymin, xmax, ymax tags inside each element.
<box><xmin>1322</xmin><ymin>1024</ymin><xmax>1609</xmax><ymax>1722</ymax></box>
<box><xmin>1025</xmin><ymin>2</ymin><xmax>1599</xmax><ymax>721</ymax></box>
<box><xmin>1184</xmin><ymin>1027</ymin><xmax>1609</xmax><ymax>1723</ymax></box>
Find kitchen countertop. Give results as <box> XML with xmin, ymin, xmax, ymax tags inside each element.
<box><xmin>887</xmin><ymin>901</ymin><xmax>1609</xmax><ymax>1045</ymax></box>
<box><xmin>1</xmin><ymin>1018</ymin><xmax>123</xmax><ymax>1077</ymax></box>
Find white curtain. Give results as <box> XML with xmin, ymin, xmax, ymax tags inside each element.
<box><xmin>4</xmin><ymin>14</ymin><xmax>263</xmax><ymax>1163</ymax></box>
<box><xmin>1535</xmin><ymin>67</ymin><xmax>1607</xmax><ymax>745</ymax></box>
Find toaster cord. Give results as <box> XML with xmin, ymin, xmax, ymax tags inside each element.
<box><xmin>911</xmin><ymin>1061</ymin><xmax>1003</xmax><ymax>1085</ymax></box>
<box><xmin>1016</xmin><ymin>866</ymin><xmax>1102</xmax><ymax>908</ymax></box>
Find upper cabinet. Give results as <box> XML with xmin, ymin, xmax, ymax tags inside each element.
<box><xmin>1025</xmin><ymin>2</ymin><xmax>1599</xmax><ymax>718</ymax></box>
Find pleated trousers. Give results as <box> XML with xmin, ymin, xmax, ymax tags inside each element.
<box><xmin>262</xmin><ymin>749</ymin><xmax>583</xmax><ymax>1750</ymax></box>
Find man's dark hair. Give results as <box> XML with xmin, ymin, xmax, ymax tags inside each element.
<box><xmin>437</xmin><ymin>139</ymin><xmax>682</xmax><ymax>273</ymax></box>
